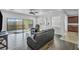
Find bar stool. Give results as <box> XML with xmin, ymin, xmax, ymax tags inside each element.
<box><xmin>0</xmin><ymin>32</ymin><xmax>8</xmax><ymax>50</ymax></box>
<box><xmin>0</xmin><ymin>38</ymin><xmax>7</xmax><ymax>49</ymax></box>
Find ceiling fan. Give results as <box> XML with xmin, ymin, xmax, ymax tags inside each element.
<box><xmin>29</xmin><ymin>9</ymin><xmax>38</xmax><ymax>15</ymax></box>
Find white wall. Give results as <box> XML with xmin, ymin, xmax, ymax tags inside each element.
<box><xmin>52</xmin><ymin>15</ymin><xmax>66</xmax><ymax>36</ymax></box>
<box><xmin>35</xmin><ymin>11</ymin><xmax>67</xmax><ymax>36</ymax></box>
<box><xmin>1</xmin><ymin>9</ymin><xmax>68</xmax><ymax>36</ymax></box>
<box><xmin>35</xmin><ymin>16</ymin><xmax>47</xmax><ymax>30</ymax></box>
<box><xmin>1</xmin><ymin>10</ymin><xmax>36</xmax><ymax>31</ymax></box>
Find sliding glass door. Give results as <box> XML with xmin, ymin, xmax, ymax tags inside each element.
<box><xmin>7</xmin><ymin>18</ymin><xmax>24</xmax><ymax>32</ymax></box>
<box><xmin>7</xmin><ymin>18</ymin><xmax>33</xmax><ymax>49</ymax></box>
<box><xmin>7</xmin><ymin>18</ymin><xmax>24</xmax><ymax>50</ymax></box>
<box><xmin>7</xmin><ymin>18</ymin><xmax>17</xmax><ymax>31</ymax></box>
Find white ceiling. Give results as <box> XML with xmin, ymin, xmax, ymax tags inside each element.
<box><xmin>63</xmin><ymin>9</ymin><xmax>78</xmax><ymax>16</ymax></box>
<box><xmin>4</xmin><ymin>9</ymin><xmax>78</xmax><ymax>16</ymax></box>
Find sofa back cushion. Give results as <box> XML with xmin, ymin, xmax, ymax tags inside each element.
<box><xmin>35</xmin><ymin>29</ymin><xmax>54</xmax><ymax>43</ymax></box>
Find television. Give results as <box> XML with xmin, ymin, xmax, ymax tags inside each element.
<box><xmin>0</xmin><ymin>11</ymin><xmax>3</xmax><ymax>32</ymax></box>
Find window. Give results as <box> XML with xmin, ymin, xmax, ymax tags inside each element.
<box><xmin>7</xmin><ymin>18</ymin><xmax>23</xmax><ymax>31</ymax></box>
<box><xmin>23</xmin><ymin>19</ymin><xmax>33</xmax><ymax>31</ymax></box>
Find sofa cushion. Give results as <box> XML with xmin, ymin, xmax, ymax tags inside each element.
<box><xmin>27</xmin><ymin>28</ymin><xmax>54</xmax><ymax>50</ymax></box>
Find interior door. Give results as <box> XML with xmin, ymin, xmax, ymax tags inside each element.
<box><xmin>68</xmin><ymin>16</ymin><xmax>78</xmax><ymax>32</ymax></box>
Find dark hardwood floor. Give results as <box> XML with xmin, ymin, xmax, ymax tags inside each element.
<box><xmin>48</xmin><ymin>35</ymin><xmax>78</xmax><ymax>50</ymax></box>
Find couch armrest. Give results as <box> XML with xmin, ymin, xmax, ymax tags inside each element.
<box><xmin>27</xmin><ymin>37</ymin><xmax>37</xmax><ymax>43</ymax></box>
<box><xmin>27</xmin><ymin>37</ymin><xmax>37</xmax><ymax>49</ymax></box>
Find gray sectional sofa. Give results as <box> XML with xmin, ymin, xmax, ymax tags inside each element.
<box><xmin>27</xmin><ymin>28</ymin><xmax>54</xmax><ymax>50</ymax></box>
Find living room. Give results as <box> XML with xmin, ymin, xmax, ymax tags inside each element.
<box><xmin>0</xmin><ymin>9</ymin><xmax>78</xmax><ymax>50</ymax></box>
